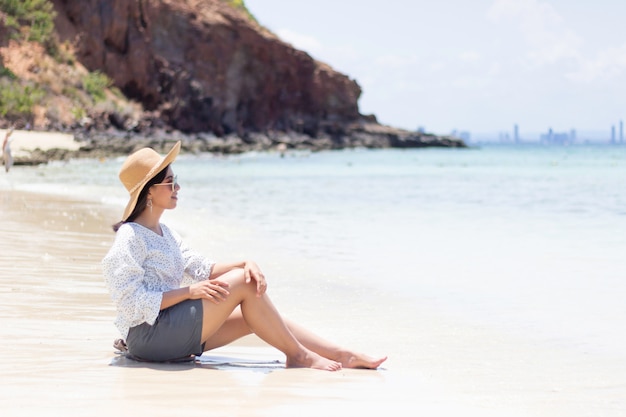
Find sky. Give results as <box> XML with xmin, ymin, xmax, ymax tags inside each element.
<box><xmin>245</xmin><ymin>0</ymin><xmax>626</xmax><ymax>140</ymax></box>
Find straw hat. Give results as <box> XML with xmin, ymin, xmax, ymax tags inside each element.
<box><xmin>118</xmin><ymin>141</ymin><xmax>181</xmax><ymax>221</ymax></box>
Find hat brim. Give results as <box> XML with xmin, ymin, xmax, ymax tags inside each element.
<box><xmin>122</xmin><ymin>141</ymin><xmax>181</xmax><ymax>222</ymax></box>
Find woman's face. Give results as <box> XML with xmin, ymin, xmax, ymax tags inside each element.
<box><xmin>149</xmin><ymin>167</ymin><xmax>180</xmax><ymax>211</ymax></box>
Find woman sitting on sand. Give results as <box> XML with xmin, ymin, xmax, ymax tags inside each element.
<box><xmin>102</xmin><ymin>141</ymin><xmax>386</xmax><ymax>371</ymax></box>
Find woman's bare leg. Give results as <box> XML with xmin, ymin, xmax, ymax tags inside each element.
<box><xmin>203</xmin><ymin>307</ymin><xmax>386</xmax><ymax>369</ymax></box>
<box><xmin>202</xmin><ymin>307</ymin><xmax>251</xmax><ymax>350</ymax></box>
<box><xmin>200</xmin><ymin>270</ymin><xmax>341</xmax><ymax>371</ymax></box>
<box><xmin>282</xmin><ymin>318</ymin><xmax>387</xmax><ymax>369</ymax></box>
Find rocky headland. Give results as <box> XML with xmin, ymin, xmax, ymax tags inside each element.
<box><xmin>1</xmin><ymin>0</ymin><xmax>466</xmax><ymax>164</ymax></box>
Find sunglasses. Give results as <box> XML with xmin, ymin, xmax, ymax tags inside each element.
<box><xmin>152</xmin><ymin>175</ymin><xmax>178</xmax><ymax>192</ymax></box>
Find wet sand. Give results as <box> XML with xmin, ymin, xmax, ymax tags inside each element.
<box><xmin>0</xmin><ymin>190</ymin><xmax>419</xmax><ymax>417</ymax></box>
<box><xmin>1</xmin><ymin>154</ymin><xmax>626</xmax><ymax>416</ymax></box>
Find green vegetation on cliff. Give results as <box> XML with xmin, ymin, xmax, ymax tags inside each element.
<box><xmin>0</xmin><ymin>0</ymin><xmax>257</xmax><ymax>129</ymax></box>
<box><xmin>0</xmin><ymin>80</ymin><xmax>44</xmax><ymax>119</ymax></box>
<box><xmin>0</xmin><ymin>0</ymin><xmax>57</xmax><ymax>122</ymax></box>
<box><xmin>0</xmin><ymin>0</ymin><xmax>56</xmax><ymax>45</ymax></box>
<box><xmin>0</xmin><ymin>0</ymin><xmax>137</xmax><ymax>127</ymax></box>
<box><xmin>0</xmin><ymin>66</ymin><xmax>43</xmax><ymax>122</ymax></box>
<box><xmin>222</xmin><ymin>0</ymin><xmax>257</xmax><ymax>22</ymax></box>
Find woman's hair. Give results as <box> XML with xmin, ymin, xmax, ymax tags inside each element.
<box><xmin>112</xmin><ymin>165</ymin><xmax>170</xmax><ymax>232</ymax></box>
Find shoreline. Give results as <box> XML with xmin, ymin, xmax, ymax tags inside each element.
<box><xmin>0</xmin><ymin>189</ymin><xmax>423</xmax><ymax>417</ymax></box>
<box><xmin>1</xmin><ymin>125</ymin><xmax>467</xmax><ymax>168</ymax></box>
<box><xmin>1</xmin><ymin>129</ymin><xmax>83</xmax><ymax>166</ymax></box>
<box><xmin>2</xmin><ymin>155</ymin><xmax>626</xmax><ymax>416</ymax></box>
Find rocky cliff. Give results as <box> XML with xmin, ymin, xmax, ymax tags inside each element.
<box><xmin>54</xmin><ymin>0</ymin><xmax>362</xmax><ymax>135</ymax></box>
<box><xmin>1</xmin><ymin>0</ymin><xmax>465</xmax><ymax>159</ymax></box>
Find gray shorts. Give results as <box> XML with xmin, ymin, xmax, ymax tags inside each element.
<box><xmin>126</xmin><ymin>299</ymin><xmax>205</xmax><ymax>362</ymax></box>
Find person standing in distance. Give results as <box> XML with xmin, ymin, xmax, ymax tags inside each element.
<box><xmin>2</xmin><ymin>127</ymin><xmax>14</xmax><ymax>173</ymax></box>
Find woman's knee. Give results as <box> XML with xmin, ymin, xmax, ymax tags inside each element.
<box><xmin>218</xmin><ymin>269</ymin><xmax>256</xmax><ymax>294</ymax></box>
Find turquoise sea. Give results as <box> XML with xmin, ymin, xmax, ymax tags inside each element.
<box><xmin>4</xmin><ymin>143</ymin><xmax>626</xmax><ymax>368</ymax></box>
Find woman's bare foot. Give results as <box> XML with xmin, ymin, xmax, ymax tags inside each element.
<box><xmin>286</xmin><ymin>350</ymin><xmax>342</xmax><ymax>371</ymax></box>
<box><xmin>338</xmin><ymin>351</ymin><xmax>387</xmax><ymax>369</ymax></box>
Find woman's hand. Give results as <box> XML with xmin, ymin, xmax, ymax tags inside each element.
<box><xmin>244</xmin><ymin>260</ymin><xmax>267</xmax><ymax>297</ymax></box>
<box><xmin>189</xmin><ymin>279</ymin><xmax>230</xmax><ymax>304</ymax></box>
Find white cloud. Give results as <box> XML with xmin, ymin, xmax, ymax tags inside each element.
<box><xmin>567</xmin><ymin>43</ymin><xmax>626</xmax><ymax>82</ymax></box>
<box><xmin>429</xmin><ymin>61</ymin><xmax>446</xmax><ymax>72</ymax></box>
<box><xmin>487</xmin><ymin>0</ymin><xmax>626</xmax><ymax>84</ymax></box>
<box><xmin>275</xmin><ymin>28</ymin><xmax>323</xmax><ymax>55</ymax></box>
<box><xmin>452</xmin><ymin>75</ymin><xmax>490</xmax><ymax>90</ymax></box>
<box><xmin>459</xmin><ymin>50</ymin><xmax>481</xmax><ymax>63</ymax></box>
<box><xmin>373</xmin><ymin>54</ymin><xmax>418</xmax><ymax>70</ymax></box>
<box><xmin>487</xmin><ymin>62</ymin><xmax>502</xmax><ymax>76</ymax></box>
<box><xmin>273</xmin><ymin>28</ymin><xmax>364</xmax><ymax>78</ymax></box>
<box><xmin>487</xmin><ymin>0</ymin><xmax>582</xmax><ymax>67</ymax></box>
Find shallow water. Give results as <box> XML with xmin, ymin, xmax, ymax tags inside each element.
<box><xmin>3</xmin><ymin>144</ymin><xmax>626</xmax><ymax>360</ymax></box>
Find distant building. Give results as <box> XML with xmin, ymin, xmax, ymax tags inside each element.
<box><xmin>513</xmin><ymin>124</ymin><xmax>520</xmax><ymax>143</ymax></box>
<box><xmin>611</xmin><ymin>125</ymin><xmax>616</xmax><ymax>144</ymax></box>
<box><xmin>499</xmin><ymin>131</ymin><xmax>511</xmax><ymax>143</ymax></box>
<box><xmin>449</xmin><ymin>129</ymin><xmax>471</xmax><ymax>143</ymax></box>
<box><xmin>540</xmin><ymin>127</ymin><xmax>575</xmax><ymax>145</ymax></box>
<box><xmin>458</xmin><ymin>131</ymin><xmax>471</xmax><ymax>142</ymax></box>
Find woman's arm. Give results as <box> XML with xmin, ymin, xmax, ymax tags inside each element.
<box><xmin>102</xmin><ymin>227</ymin><xmax>162</xmax><ymax>327</ymax></box>
<box><xmin>160</xmin><ymin>260</ymin><xmax>267</xmax><ymax>310</ymax></box>
<box><xmin>160</xmin><ymin>287</ymin><xmax>191</xmax><ymax>310</ymax></box>
<box><xmin>211</xmin><ymin>260</ymin><xmax>267</xmax><ymax>297</ymax></box>
<box><xmin>209</xmin><ymin>261</ymin><xmax>246</xmax><ymax>278</ymax></box>
<box><xmin>161</xmin><ymin>279</ymin><xmax>230</xmax><ymax>309</ymax></box>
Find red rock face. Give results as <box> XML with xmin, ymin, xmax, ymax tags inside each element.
<box><xmin>53</xmin><ymin>0</ymin><xmax>362</xmax><ymax>135</ymax></box>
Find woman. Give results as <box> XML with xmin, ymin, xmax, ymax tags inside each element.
<box><xmin>102</xmin><ymin>141</ymin><xmax>386</xmax><ymax>371</ymax></box>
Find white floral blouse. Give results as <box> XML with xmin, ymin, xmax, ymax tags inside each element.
<box><xmin>102</xmin><ymin>222</ymin><xmax>215</xmax><ymax>339</ymax></box>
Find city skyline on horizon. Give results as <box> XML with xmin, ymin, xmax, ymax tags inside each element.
<box><xmin>449</xmin><ymin>120</ymin><xmax>626</xmax><ymax>144</ymax></box>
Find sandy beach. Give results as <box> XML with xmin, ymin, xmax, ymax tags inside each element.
<box><xmin>1</xmin><ymin>132</ymin><xmax>626</xmax><ymax>416</ymax></box>
<box><xmin>0</xmin><ymin>189</ymin><xmax>434</xmax><ymax>417</ymax></box>
<box><xmin>1</xmin><ymin>192</ymin><xmax>625</xmax><ymax>417</ymax></box>
<box><xmin>1</xmin><ymin>129</ymin><xmax>81</xmax><ymax>158</ymax></box>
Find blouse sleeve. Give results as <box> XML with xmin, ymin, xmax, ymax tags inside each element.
<box><xmin>168</xmin><ymin>226</ymin><xmax>215</xmax><ymax>282</ymax></box>
<box><xmin>102</xmin><ymin>225</ymin><xmax>163</xmax><ymax>327</ymax></box>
